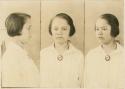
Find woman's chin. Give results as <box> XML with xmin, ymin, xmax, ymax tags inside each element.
<box><xmin>55</xmin><ymin>40</ymin><xmax>66</xmax><ymax>45</ymax></box>
<box><xmin>98</xmin><ymin>40</ymin><xmax>105</xmax><ymax>44</ymax></box>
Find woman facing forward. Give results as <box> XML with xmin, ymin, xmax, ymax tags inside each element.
<box><xmin>40</xmin><ymin>13</ymin><xmax>84</xmax><ymax>88</ymax></box>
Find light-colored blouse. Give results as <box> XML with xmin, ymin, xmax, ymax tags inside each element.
<box><xmin>40</xmin><ymin>43</ymin><xmax>84</xmax><ymax>88</ymax></box>
<box><xmin>84</xmin><ymin>43</ymin><xmax>125</xmax><ymax>88</ymax></box>
<box><xmin>2</xmin><ymin>41</ymin><xmax>39</xmax><ymax>87</ymax></box>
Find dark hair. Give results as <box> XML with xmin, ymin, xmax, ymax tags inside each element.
<box><xmin>49</xmin><ymin>13</ymin><xmax>75</xmax><ymax>36</ymax></box>
<box><xmin>100</xmin><ymin>13</ymin><xmax>119</xmax><ymax>37</ymax></box>
<box><xmin>5</xmin><ymin>12</ymin><xmax>31</xmax><ymax>37</ymax></box>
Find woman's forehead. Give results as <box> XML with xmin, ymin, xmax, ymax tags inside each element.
<box><xmin>52</xmin><ymin>17</ymin><xmax>68</xmax><ymax>26</ymax></box>
<box><xmin>96</xmin><ymin>18</ymin><xmax>109</xmax><ymax>27</ymax></box>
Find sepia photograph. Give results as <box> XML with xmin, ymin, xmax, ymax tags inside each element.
<box><xmin>84</xmin><ymin>0</ymin><xmax>124</xmax><ymax>88</ymax></box>
<box><xmin>0</xmin><ymin>0</ymin><xmax>40</xmax><ymax>88</ymax></box>
<box><xmin>40</xmin><ymin>0</ymin><xmax>84</xmax><ymax>88</ymax></box>
<box><xmin>0</xmin><ymin>0</ymin><xmax>124</xmax><ymax>88</ymax></box>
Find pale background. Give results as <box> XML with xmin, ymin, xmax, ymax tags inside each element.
<box><xmin>85</xmin><ymin>0</ymin><xmax>124</xmax><ymax>55</ymax></box>
<box><xmin>0</xmin><ymin>0</ymin><xmax>41</xmax><ymax>68</ymax></box>
<box><xmin>41</xmin><ymin>0</ymin><xmax>84</xmax><ymax>53</ymax></box>
<box><xmin>0</xmin><ymin>0</ymin><xmax>124</xmax><ymax>88</ymax></box>
<box><xmin>0</xmin><ymin>0</ymin><xmax>124</xmax><ymax>72</ymax></box>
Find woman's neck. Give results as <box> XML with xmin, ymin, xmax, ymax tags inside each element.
<box><xmin>101</xmin><ymin>40</ymin><xmax>117</xmax><ymax>54</ymax></box>
<box><xmin>9</xmin><ymin>36</ymin><xmax>24</xmax><ymax>48</ymax></box>
<box><xmin>54</xmin><ymin>41</ymin><xmax>69</xmax><ymax>54</ymax></box>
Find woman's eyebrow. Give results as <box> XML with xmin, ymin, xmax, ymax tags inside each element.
<box><xmin>96</xmin><ymin>26</ymin><xmax>107</xmax><ymax>28</ymax></box>
<box><xmin>100</xmin><ymin>26</ymin><xmax>107</xmax><ymax>28</ymax></box>
<box><xmin>62</xmin><ymin>26</ymin><xmax>68</xmax><ymax>28</ymax></box>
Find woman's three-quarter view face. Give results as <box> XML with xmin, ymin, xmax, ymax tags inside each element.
<box><xmin>95</xmin><ymin>18</ymin><xmax>114</xmax><ymax>44</ymax></box>
<box><xmin>51</xmin><ymin>17</ymin><xmax>70</xmax><ymax>44</ymax></box>
<box><xmin>20</xmin><ymin>18</ymin><xmax>32</xmax><ymax>44</ymax></box>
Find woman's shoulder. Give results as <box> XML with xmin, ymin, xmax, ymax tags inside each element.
<box><xmin>40</xmin><ymin>45</ymin><xmax>54</xmax><ymax>54</ymax></box>
<box><xmin>86</xmin><ymin>46</ymin><xmax>101</xmax><ymax>56</ymax></box>
<box><xmin>117</xmin><ymin>43</ymin><xmax>124</xmax><ymax>52</ymax></box>
<box><xmin>69</xmin><ymin>43</ymin><xmax>84</xmax><ymax>56</ymax></box>
<box><xmin>5</xmin><ymin>42</ymin><xmax>27</xmax><ymax>55</ymax></box>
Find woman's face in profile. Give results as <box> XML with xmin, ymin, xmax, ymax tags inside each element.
<box><xmin>20</xmin><ymin>18</ymin><xmax>32</xmax><ymax>44</ymax></box>
<box><xmin>51</xmin><ymin>17</ymin><xmax>70</xmax><ymax>44</ymax></box>
<box><xmin>95</xmin><ymin>18</ymin><xmax>114</xmax><ymax>44</ymax></box>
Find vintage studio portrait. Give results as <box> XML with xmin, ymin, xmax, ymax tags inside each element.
<box><xmin>0</xmin><ymin>0</ymin><xmax>40</xmax><ymax>87</ymax></box>
<box><xmin>84</xmin><ymin>0</ymin><xmax>124</xmax><ymax>88</ymax></box>
<box><xmin>40</xmin><ymin>0</ymin><xmax>84</xmax><ymax>88</ymax></box>
<box><xmin>0</xmin><ymin>0</ymin><xmax>124</xmax><ymax>89</ymax></box>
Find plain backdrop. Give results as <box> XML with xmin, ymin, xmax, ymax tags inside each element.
<box><xmin>85</xmin><ymin>0</ymin><xmax>124</xmax><ymax>55</ymax></box>
<box><xmin>0</xmin><ymin>0</ymin><xmax>41</xmax><ymax>68</ymax></box>
<box><xmin>40</xmin><ymin>0</ymin><xmax>85</xmax><ymax>54</ymax></box>
<box><xmin>0</xmin><ymin>0</ymin><xmax>124</xmax><ymax>69</ymax></box>
<box><xmin>0</xmin><ymin>0</ymin><xmax>124</xmax><ymax>88</ymax></box>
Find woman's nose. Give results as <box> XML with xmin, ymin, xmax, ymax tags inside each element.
<box><xmin>57</xmin><ymin>29</ymin><xmax>63</xmax><ymax>34</ymax></box>
<box><xmin>98</xmin><ymin>29</ymin><xmax>103</xmax><ymax>35</ymax></box>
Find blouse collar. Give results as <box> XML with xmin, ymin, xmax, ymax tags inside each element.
<box><xmin>99</xmin><ymin>42</ymin><xmax>123</xmax><ymax>55</ymax></box>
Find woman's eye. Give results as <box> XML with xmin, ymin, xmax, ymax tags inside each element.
<box><xmin>102</xmin><ymin>28</ymin><xmax>107</xmax><ymax>31</ymax></box>
<box><xmin>95</xmin><ymin>28</ymin><xmax>99</xmax><ymax>31</ymax></box>
<box><xmin>62</xmin><ymin>27</ymin><xmax>67</xmax><ymax>31</ymax></box>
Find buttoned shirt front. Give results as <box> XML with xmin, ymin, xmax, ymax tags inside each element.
<box><xmin>40</xmin><ymin>43</ymin><xmax>84</xmax><ymax>88</ymax></box>
<box><xmin>84</xmin><ymin>43</ymin><xmax>125</xmax><ymax>88</ymax></box>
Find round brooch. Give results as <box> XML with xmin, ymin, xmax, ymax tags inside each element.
<box><xmin>105</xmin><ymin>55</ymin><xmax>110</xmax><ymax>61</ymax></box>
<box><xmin>57</xmin><ymin>55</ymin><xmax>63</xmax><ymax>61</ymax></box>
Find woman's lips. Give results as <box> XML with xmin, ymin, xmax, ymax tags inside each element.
<box><xmin>98</xmin><ymin>37</ymin><xmax>104</xmax><ymax>40</ymax></box>
<box><xmin>56</xmin><ymin>37</ymin><xmax>63</xmax><ymax>39</ymax></box>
